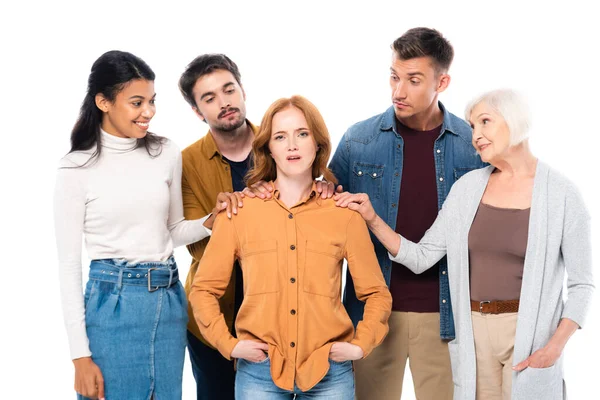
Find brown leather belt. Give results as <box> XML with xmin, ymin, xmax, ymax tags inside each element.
<box><xmin>470</xmin><ymin>299</ymin><xmax>519</xmax><ymax>314</ymax></box>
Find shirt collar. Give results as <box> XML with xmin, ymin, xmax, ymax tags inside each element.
<box><xmin>270</xmin><ymin>181</ymin><xmax>321</xmax><ymax>207</ymax></box>
<box><xmin>100</xmin><ymin>128</ymin><xmax>138</xmax><ymax>153</ymax></box>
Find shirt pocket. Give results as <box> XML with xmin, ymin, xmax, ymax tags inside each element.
<box><xmin>241</xmin><ymin>240</ymin><xmax>279</xmax><ymax>295</ymax></box>
<box><xmin>352</xmin><ymin>162</ymin><xmax>384</xmax><ymax>199</ymax></box>
<box><xmin>303</xmin><ymin>240</ymin><xmax>343</xmax><ymax>298</ymax></box>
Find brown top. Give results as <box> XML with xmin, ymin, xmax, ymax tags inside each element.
<box><xmin>391</xmin><ymin>119</ymin><xmax>442</xmax><ymax>312</ymax></box>
<box><xmin>468</xmin><ymin>202</ymin><xmax>530</xmax><ymax>301</ymax></box>
<box><xmin>190</xmin><ymin>183</ymin><xmax>392</xmax><ymax>391</ymax></box>
<box><xmin>181</xmin><ymin>121</ymin><xmax>258</xmax><ymax>345</ymax></box>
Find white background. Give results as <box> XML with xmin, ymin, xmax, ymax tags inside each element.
<box><xmin>1</xmin><ymin>1</ymin><xmax>598</xmax><ymax>399</ymax></box>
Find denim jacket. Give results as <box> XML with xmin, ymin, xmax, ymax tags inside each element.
<box><xmin>329</xmin><ymin>102</ymin><xmax>486</xmax><ymax>339</ymax></box>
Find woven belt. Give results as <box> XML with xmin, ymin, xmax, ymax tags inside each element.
<box><xmin>470</xmin><ymin>299</ymin><xmax>519</xmax><ymax>314</ymax></box>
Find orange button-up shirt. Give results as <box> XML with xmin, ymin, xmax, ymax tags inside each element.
<box><xmin>190</xmin><ymin>184</ymin><xmax>392</xmax><ymax>391</ymax></box>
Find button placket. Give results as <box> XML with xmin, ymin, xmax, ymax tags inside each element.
<box><xmin>285</xmin><ymin>207</ymin><xmax>299</xmax><ymax>361</ymax></box>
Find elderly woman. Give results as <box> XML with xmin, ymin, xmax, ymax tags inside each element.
<box><xmin>335</xmin><ymin>89</ymin><xmax>594</xmax><ymax>400</ymax></box>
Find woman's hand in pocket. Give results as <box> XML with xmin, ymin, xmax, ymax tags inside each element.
<box><xmin>513</xmin><ymin>344</ymin><xmax>561</xmax><ymax>371</ymax></box>
<box><xmin>231</xmin><ymin>340</ymin><xmax>269</xmax><ymax>362</ymax></box>
<box><xmin>329</xmin><ymin>342</ymin><xmax>364</xmax><ymax>362</ymax></box>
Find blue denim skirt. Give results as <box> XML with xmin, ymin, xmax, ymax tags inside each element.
<box><xmin>79</xmin><ymin>257</ymin><xmax>188</xmax><ymax>400</ymax></box>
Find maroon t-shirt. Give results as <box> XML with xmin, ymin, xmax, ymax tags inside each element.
<box><xmin>390</xmin><ymin>119</ymin><xmax>442</xmax><ymax>312</ymax></box>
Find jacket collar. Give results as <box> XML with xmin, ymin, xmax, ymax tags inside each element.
<box><xmin>380</xmin><ymin>101</ymin><xmax>465</xmax><ymax>139</ymax></box>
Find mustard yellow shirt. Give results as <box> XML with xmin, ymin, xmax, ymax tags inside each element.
<box><xmin>190</xmin><ymin>184</ymin><xmax>392</xmax><ymax>391</ymax></box>
<box><xmin>181</xmin><ymin>122</ymin><xmax>258</xmax><ymax>344</ymax></box>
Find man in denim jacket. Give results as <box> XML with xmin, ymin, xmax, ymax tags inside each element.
<box><xmin>329</xmin><ymin>28</ymin><xmax>486</xmax><ymax>400</ymax></box>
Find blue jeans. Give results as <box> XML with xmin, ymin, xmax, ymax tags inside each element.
<box><xmin>235</xmin><ymin>358</ymin><xmax>354</xmax><ymax>399</ymax></box>
<box><xmin>78</xmin><ymin>257</ymin><xmax>187</xmax><ymax>400</ymax></box>
<box><xmin>187</xmin><ymin>330</ymin><xmax>235</xmax><ymax>399</ymax></box>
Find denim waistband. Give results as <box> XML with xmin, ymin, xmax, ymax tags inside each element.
<box><xmin>89</xmin><ymin>256</ymin><xmax>178</xmax><ymax>292</ymax></box>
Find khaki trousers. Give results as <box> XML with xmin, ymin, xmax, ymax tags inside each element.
<box><xmin>355</xmin><ymin>312</ymin><xmax>453</xmax><ymax>400</ymax></box>
<box><xmin>471</xmin><ymin>311</ymin><xmax>518</xmax><ymax>400</ymax></box>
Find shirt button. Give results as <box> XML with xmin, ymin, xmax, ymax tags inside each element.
<box><xmin>392</xmin><ymin>203</ymin><xmax>396</xmax><ymax>208</ymax></box>
<box><xmin>397</xmin><ymin>144</ymin><xmax>401</xmax><ymax>149</ymax></box>
<box><xmin>290</xmin><ymin>277</ymin><xmax>296</xmax><ymax>283</ymax></box>
<box><xmin>439</xmin><ymin>177</ymin><xmax>444</xmax><ymax>182</ymax></box>
<box><xmin>372</xmin><ymin>173</ymin><xmax>377</xmax><ymax>177</ymax></box>
<box><xmin>290</xmin><ymin>342</ymin><xmax>296</xmax><ymax>348</ymax></box>
<box><xmin>290</xmin><ymin>309</ymin><xmax>296</xmax><ymax>315</ymax></box>
<box><xmin>358</xmin><ymin>171</ymin><xmax>363</xmax><ymax>176</ymax></box>
<box><xmin>290</xmin><ymin>245</ymin><xmax>296</xmax><ymax>250</ymax></box>
<box><xmin>436</xmin><ymin>149</ymin><xmax>441</xmax><ymax>154</ymax></box>
<box><xmin>395</xmin><ymin>172</ymin><xmax>399</xmax><ymax>177</ymax></box>
<box><xmin>442</xmin><ymin>270</ymin><xmax>446</xmax><ymax>275</ymax></box>
<box><xmin>442</xmin><ymin>299</ymin><xmax>447</xmax><ymax>303</ymax></box>
<box><xmin>288</xmin><ymin>213</ymin><xmax>293</xmax><ymax>219</ymax></box>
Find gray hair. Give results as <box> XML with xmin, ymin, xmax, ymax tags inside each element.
<box><xmin>465</xmin><ymin>89</ymin><xmax>531</xmax><ymax>145</ymax></box>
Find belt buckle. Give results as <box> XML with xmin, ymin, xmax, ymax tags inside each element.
<box><xmin>479</xmin><ymin>300</ymin><xmax>491</xmax><ymax>315</ymax></box>
<box><xmin>148</xmin><ymin>267</ymin><xmax>159</xmax><ymax>292</ymax></box>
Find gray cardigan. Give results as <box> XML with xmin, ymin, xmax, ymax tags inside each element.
<box><xmin>390</xmin><ymin>162</ymin><xmax>594</xmax><ymax>400</ymax></box>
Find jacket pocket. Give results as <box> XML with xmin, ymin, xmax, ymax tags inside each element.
<box><xmin>303</xmin><ymin>240</ymin><xmax>343</xmax><ymax>298</ymax></box>
<box><xmin>352</xmin><ymin>162</ymin><xmax>384</xmax><ymax>199</ymax></box>
<box><xmin>241</xmin><ymin>240</ymin><xmax>279</xmax><ymax>295</ymax></box>
<box><xmin>515</xmin><ymin>363</ymin><xmax>564</xmax><ymax>400</ymax></box>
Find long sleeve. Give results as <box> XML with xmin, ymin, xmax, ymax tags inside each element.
<box><xmin>168</xmin><ymin>150</ymin><xmax>211</xmax><ymax>247</ymax></box>
<box><xmin>388</xmin><ymin>182</ymin><xmax>457</xmax><ymax>272</ymax></box>
<box><xmin>54</xmin><ymin>164</ymin><xmax>91</xmax><ymax>359</ymax></box>
<box><xmin>189</xmin><ymin>213</ymin><xmax>240</xmax><ymax>359</ymax></box>
<box><xmin>560</xmin><ymin>184</ymin><xmax>595</xmax><ymax>328</ymax></box>
<box><xmin>345</xmin><ymin>213</ymin><xmax>392</xmax><ymax>357</ymax></box>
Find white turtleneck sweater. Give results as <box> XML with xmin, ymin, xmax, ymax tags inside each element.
<box><xmin>54</xmin><ymin>130</ymin><xmax>211</xmax><ymax>360</ymax></box>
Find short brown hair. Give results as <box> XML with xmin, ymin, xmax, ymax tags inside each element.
<box><xmin>245</xmin><ymin>96</ymin><xmax>337</xmax><ymax>186</ymax></box>
<box><xmin>392</xmin><ymin>27</ymin><xmax>454</xmax><ymax>73</ymax></box>
<box><xmin>178</xmin><ymin>54</ymin><xmax>242</xmax><ymax>108</ymax></box>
